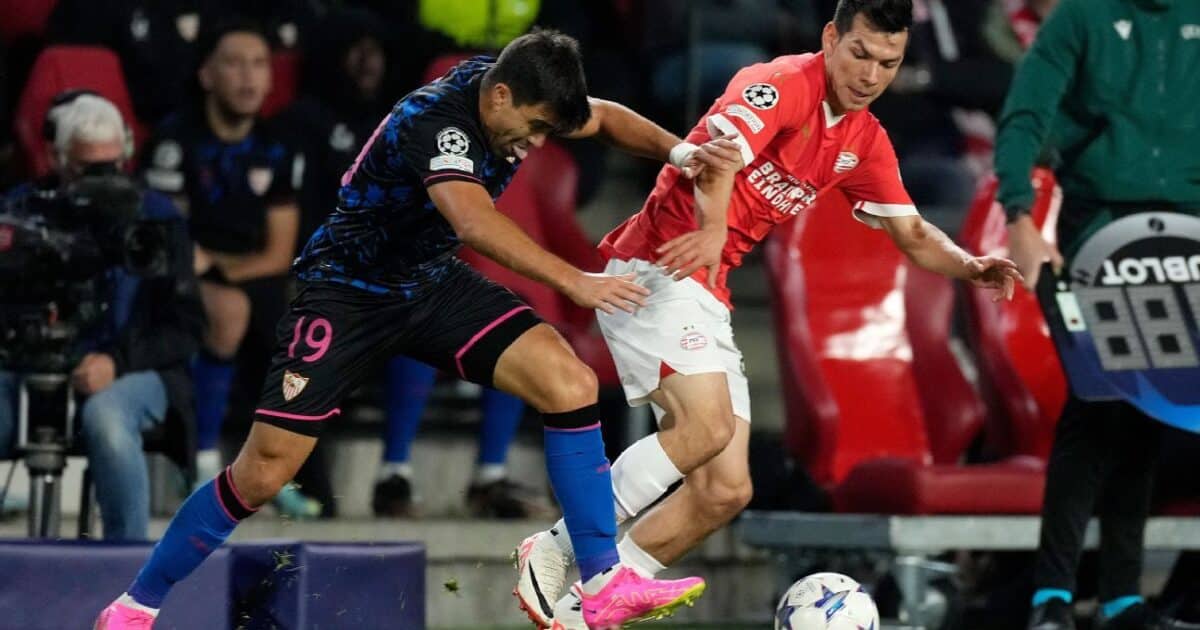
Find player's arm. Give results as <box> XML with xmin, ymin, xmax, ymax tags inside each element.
<box><xmin>656</xmin><ymin>141</ymin><xmax>744</xmax><ymax>286</ymax></box>
<box><xmin>208</xmin><ymin>203</ymin><xmax>299</xmax><ymax>282</ymax></box>
<box><xmin>563</xmin><ymin>98</ymin><xmax>681</xmax><ymax>162</ymax></box>
<box><xmin>879</xmin><ymin>214</ymin><xmax>1022</xmax><ymax>301</ymax></box>
<box><xmin>428</xmin><ymin>180</ymin><xmax>649</xmax><ymax>314</ymax></box>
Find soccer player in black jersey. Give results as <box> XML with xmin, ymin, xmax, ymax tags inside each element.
<box><xmin>97</xmin><ymin>29</ymin><xmax>743</xmax><ymax>629</ymax></box>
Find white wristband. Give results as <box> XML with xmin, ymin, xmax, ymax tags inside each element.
<box><xmin>668</xmin><ymin>142</ymin><xmax>699</xmax><ymax>170</ymax></box>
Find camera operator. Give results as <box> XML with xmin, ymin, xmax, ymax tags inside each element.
<box><xmin>0</xmin><ymin>92</ymin><xmax>205</xmax><ymax>540</ymax></box>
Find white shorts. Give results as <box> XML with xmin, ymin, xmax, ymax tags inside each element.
<box><xmin>596</xmin><ymin>257</ymin><xmax>751</xmax><ymax>422</ymax></box>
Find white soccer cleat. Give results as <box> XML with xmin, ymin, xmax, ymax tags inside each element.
<box><xmin>512</xmin><ymin>529</ymin><xmax>571</xmax><ymax>628</ymax></box>
<box><xmin>549</xmin><ymin>590</ymin><xmax>586</xmax><ymax>630</ymax></box>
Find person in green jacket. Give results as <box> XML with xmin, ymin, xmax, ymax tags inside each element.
<box><xmin>994</xmin><ymin>0</ymin><xmax>1200</xmax><ymax>628</ymax></box>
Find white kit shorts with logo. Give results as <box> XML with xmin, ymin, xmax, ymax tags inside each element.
<box><xmin>596</xmin><ymin>257</ymin><xmax>751</xmax><ymax>423</ymax></box>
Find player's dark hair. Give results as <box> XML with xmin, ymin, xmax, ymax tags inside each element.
<box><xmin>484</xmin><ymin>28</ymin><xmax>591</xmax><ymax>133</ymax></box>
<box><xmin>833</xmin><ymin>0</ymin><xmax>913</xmax><ymax>34</ymax></box>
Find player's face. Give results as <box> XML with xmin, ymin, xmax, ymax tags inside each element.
<box><xmin>201</xmin><ymin>32</ymin><xmax>272</xmax><ymax>118</ymax></box>
<box><xmin>481</xmin><ymin>82</ymin><xmax>558</xmax><ymax>160</ymax></box>
<box><xmin>821</xmin><ymin>14</ymin><xmax>907</xmax><ymax>114</ymax></box>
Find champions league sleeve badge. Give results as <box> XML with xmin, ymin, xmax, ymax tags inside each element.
<box><xmin>1037</xmin><ymin>212</ymin><xmax>1200</xmax><ymax>432</ymax></box>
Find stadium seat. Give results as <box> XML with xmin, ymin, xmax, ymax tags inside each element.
<box><xmin>765</xmin><ymin>191</ymin><xmax>1044</xmax><ymax>514</ymax></box>
<box><xmin>958</xmin><ymin>168</ymin><xmax>1067</xmax><ymax>461</ymax></box>
<box><xmin>261</xmin><ymin>50</ymin><xmax>300</xmax><ymax>119</ymax></box>
<box><xmin>0</xmin><ymin>0</ymin><xmax>57</xmax><ymax>45</ymax></box>
<box><xmin>457</xmin><ymin>141</ymin><xmax>619</xmax><ymax>386</ymax></box>
<box><xmin>13</xmin><ymin>45</ymin><xmax>147</xmax><ymax>178</ymax></box>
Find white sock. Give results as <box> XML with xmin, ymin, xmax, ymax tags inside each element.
<box><xmin>377</xmin><ymin>462</ymin><xmax>413</xmax><ymax>481</ymax></box>
<box><xmin>118</xmin><ymin>593</ymin><xmax>159</xmax><ymax>616</ymax></box>
<box><xmin>472</xmin><ymin>463</ymin><xmax>507</xmax><ymax>485</ymax></box>
<box><xmin>195</xmin><ymin>449</ymin><xmax>222</xmax><ymax>488</ymax></box>
<box><xmin>618</xmin><ymin>534</ymin><xmax>666</xmax><ymax>577</ymax></box>
<box><xmin>549</xmin><ymin>521</ymin><xmax>575</xmax><ymax>557</ymax></box>
<box><xmin>581</xmin><ymin>566</ymin><xmax>619</xmax><ymax>595</ymax></box>
<box><xmin>549</xmin><ymin>434</ymin><xmax>683</xmax><ymax>562</ymax></box>
<box><xmin>611</xmin><ymin>433</ymin><xmax>683</xmax><ymax>521</ymax></box>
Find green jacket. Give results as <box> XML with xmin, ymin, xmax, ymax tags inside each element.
<box><xmin>995</xmin><ymin>0</ymin><xmax>1200</xmax><ymax>215</ymax></box>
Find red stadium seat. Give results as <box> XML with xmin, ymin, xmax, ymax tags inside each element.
<box><xmin>13</xmin><ymin>45</ymin><xmax>147</xmax><ymax>178</ymax></box>
<box><xmin>457</xmin><ymin>141</ymin><xmax>619</xmax><ymax>386</ymax></box>
<box><xmin>959</xmin><ymin>168</ymin><xmax>1067</xmax><ymax>461</ymax></box>
<box><xmin>422</xmin><ymin>53</ymin><xmax>475</xmax><ymax>85</ymax></box>
<box><xmin>765</xmin><ymin>191</ymin><xmax>1044</xmax><ymax>514</ymax></box>
<box><xmin>0</xmin><ymin>0</ymin><xmax>57</xmax><ymax>44</ymax></box>
<box><xmin>261</xmin><ymin>50</ymin><xmax>300</xmax><ymax>119</ymax></box>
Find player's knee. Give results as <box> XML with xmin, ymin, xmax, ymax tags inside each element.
<box><xmin>680</xmin><ymin>409</ymin><xmax>735</xmax><ymax>463</ymax></box>
<box><xmin>696</xmin><ymin>476</ymin><xmax>753</xmax><ymax>521</ymax></box>
<box><xmin>535</xmin><ymin>356</ymin><xmax>598</xmax><ymax>412</ymax></box>
<box><xmin>230</xmin><ymin>447</ymin><xmax>295</xmax><ymax>507</ymax></box>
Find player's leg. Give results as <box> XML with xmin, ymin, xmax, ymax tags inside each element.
<box><xmin>96</xmin><ymin>282</ymin><xmax>394</xmax><ymax>627</ymax></box>
<box><xmin>93</xmin><ymin>422</ymin><xmax>317</xmax><ymax>628</ymax></box>
<box><xmin>621</xmin><ymin>413</ymin><xmax>751</xmax><ymax>567</ymax></box>
<box><xmin>192</xmin><ymin>281</ymin><xmax>250</xmax><ymax>482</ymax></box>
<box><xmin>493</xmin><ymin>324</ymin><xmax>706</xmax><ymax>628</ymax></box>
<box><xmin>373</xmin><ymin>356</ymin><xmax>436</xmax><ymax>516</ymax></box>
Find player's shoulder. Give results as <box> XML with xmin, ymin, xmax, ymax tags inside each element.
<box><xmin>398</xmin><ymin>56</ymin><xmax>493</xmax><ymax>125</ymax></box>
<box><xmin>726</xmin><ymin>54</ymin><xmax>822</xmax><ymax>111</ymax></box>
<box><xmin>730</xmin><ymin>54</ymin><xmax>816</xmax><ymax>88</ymax></box>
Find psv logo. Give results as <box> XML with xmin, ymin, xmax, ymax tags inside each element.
<box><xmin>282</xmin><ymin>370</ymin><xmax>309</xmax><ymax>401</ymax></box>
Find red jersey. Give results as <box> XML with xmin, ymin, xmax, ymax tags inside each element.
<box><xmin>600</xmin><ymin>52</ymin><xmax>918</xmax><ymax>308</ymax></box>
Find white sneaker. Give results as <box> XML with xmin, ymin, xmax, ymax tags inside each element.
<box><xmin>549</xmin><ymin>590</ymin><xmax>586</xmax><ymax>630</ymax></box>
<box><xmin>512</xmin><ymin>530</ymin><xmax>571</xmax><ymax>628</ymax></box>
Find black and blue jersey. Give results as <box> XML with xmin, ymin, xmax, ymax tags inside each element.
<box><xmin>292</xmin><ymin>56</ymin><xmax>520</xmax><ymax>298</ymax></box>
<box><xmin>141</xmin><ymin>110</ymin><xmax>299</xmax><ymax>255</ymax></box>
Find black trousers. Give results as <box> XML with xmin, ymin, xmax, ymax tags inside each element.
<box><xmin>1033</xmin><ymin>395</ymin><xmax>1163</xmax><ymax>600</ymax></box>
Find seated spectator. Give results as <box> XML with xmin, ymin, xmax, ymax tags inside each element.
<box><xmin>278</xmin><ymin>7</ymin><xmax>391</xmax><ymax>251</ymax></box>
<box><xmin>139</xmin><ymin>18</ymin><xmax>312</xmax><ymax>516</ymax></box>
<box><xmin>0</xmin><ymin>92</ymin><xmax>204</xmax><ymax>539</ymax></box>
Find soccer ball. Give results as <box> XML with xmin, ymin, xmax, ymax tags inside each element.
<box><xmin>775</xmin><ymin>572</ymin><xmax>880</xmax><ymax>630</ymax></box>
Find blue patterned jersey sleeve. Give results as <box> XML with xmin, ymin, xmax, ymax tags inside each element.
<box><xmin>398</xmin><ymin>106</ymin><xmax>490</xmax><ymax>189</ymax></box>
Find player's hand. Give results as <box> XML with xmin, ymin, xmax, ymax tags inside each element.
<box><xmin>680</xmin><ymin>134</ymin><xmax>744</xmax><ymax>179</ymax></box>
<box><xmin>965</xmin><ymin>255</ymin><xmax>1024</xmax><ymax>302</ymax></box>
<box><xmin>565</xmin><ymin>272</ymin><xmax>651</xmax><ymax>314</ymax></box>
<box><xmin>72</xmin><ymin>353</ymin><xmax>116</xmax><ymax>395</ymax></box>
<box><xmin>1007</xmin><ymin>215</ymin><xmax>1064</xmax><ymax>290</ymax></box>
<box><xmin>655</xmin><ymin>226</ymin><xmax>727</xmax><ymax>288</ymax></box>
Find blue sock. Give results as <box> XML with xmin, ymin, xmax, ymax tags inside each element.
<box><xmin>127</xmin><ymin>469</ymin><xmax>256</xmax><ymax>608</ymax></box>
<box><xmin>478</xmin><ymin>388</ymin><xmax>524</xmax><ymax>465</ymax></box>
<box><xmin>542</xmin><ymin>405</ymin><xmax>619</xmax><ymax>582</ymax></box>
<box><xmin>192</xmin><ymin>352</ymin><xmax>234</xmax><ymax>450</ymax></box>
<box><xmin>383</xmin><ymin>357</ymin><xmax>436</xmax><ymax>463</ymax></box>
<box><xmin>1032</xmin><ymin>588</ymin><xmax>1073</xmax><ymax>607</ymax></box>
<box><xmin>1101</xmin><ymin>595</ymin><xmax>1143</xmax><ymax>620</ymax></box>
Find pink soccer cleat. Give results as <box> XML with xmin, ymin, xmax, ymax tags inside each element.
<box><xmin>93</xmin><ymin>596</ymin><xmax>157</xmax><ymax>629</ymax></box>
<box><xmin>573</xmin><ymin>566</ymin><xmax>706</xmax><ymax>629</ymax></box>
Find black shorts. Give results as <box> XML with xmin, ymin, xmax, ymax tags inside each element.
<box><xmin>254</xmin><ymin>260</ymin><xmax>542</xmax><ymax>436</ymax></box>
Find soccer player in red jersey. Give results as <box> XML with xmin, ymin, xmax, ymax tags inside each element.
<box><xmin>514</xmin><ymin>1</ymin><xmax>1023</xmax><ymax>627</ymax></box>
